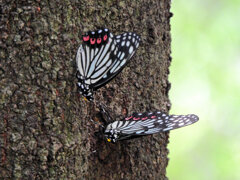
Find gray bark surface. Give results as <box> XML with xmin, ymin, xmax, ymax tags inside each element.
<box><xmin>0</xmin><ymin>0</ymin><xmax>172</xmax><ymax>179</ymax></box>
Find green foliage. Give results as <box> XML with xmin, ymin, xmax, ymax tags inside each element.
<box><xmin>167</xmin><ymin>0</ymin><xmax>240</xmax><ymax>179</ymax></box>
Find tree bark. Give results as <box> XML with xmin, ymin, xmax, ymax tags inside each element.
<box><xmin>0</xmin><ymin>0</ymin><xmax>172</xmax><ymax>179</ymax></box>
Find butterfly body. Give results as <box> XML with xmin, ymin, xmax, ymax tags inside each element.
<box><xmin>103</xmin><ymin>111</ymin><xmax>199</xmax><ymax>143</ymax></box>
<box><xmin>76</xmin><ymin>28</ymin><xmax>140</xmax><ymax>101</ymax></box>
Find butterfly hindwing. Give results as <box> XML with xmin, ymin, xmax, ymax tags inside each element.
<box><xmin>76</xmin><ymin>29</ymin><xmax>119</xmax><ymax>100</ymax></box>
<box><xmin>76</xmin><ymin>28</ymin><xmax>140</xmax><ymax>101</ymax></box>
<box><xmin>91</xmin><ymin>31</ymin><xmax>141</xmax><ymax>90</ymax></box>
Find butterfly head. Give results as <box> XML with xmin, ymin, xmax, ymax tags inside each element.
<box><xmin>80</xmin><ymin>89</ymin><xmax>94</xmax><ymax>101</ymax></box>
<box><xmin>104</xmin><ymin>129</ymin><xmax>119</xmax><ymax>143</ymax></box>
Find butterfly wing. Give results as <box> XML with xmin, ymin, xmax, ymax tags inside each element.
<box><xmin>104</xmin><ymin>111</ymin><xmax>199</xmax><ymax>142</ymax></box>
<box><xmin>76</xmin><ymin>29</ymin><xmax>119</xmax><ymax>99</ymax></box>
<box><xmin>90</xmin><ymin>32</ymin><xmax>141</xmax><ymax>90</ymax></box>
<box><xmin>76</xmin><ymin>29</ymin><xmax>140</xmax><ymax>100</ymax></box>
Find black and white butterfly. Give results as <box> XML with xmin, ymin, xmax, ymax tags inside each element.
<box><xmin>76</xmin><ymin>28</ymin><xmax>140</xmax><ymax>101</ymax></box>
<box><xmin>98</xmin><ymin>106</ymin><xmax>199</xmax><ymax>143</ymax></box>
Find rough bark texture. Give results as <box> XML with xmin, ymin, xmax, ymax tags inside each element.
<box><xmin>0</xmin><ymin>0</ymin><xmax>172</xmax><ymax>179</ymax></box>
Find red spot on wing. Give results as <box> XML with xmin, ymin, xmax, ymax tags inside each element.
<box><xmin>125</xmin><ymin>116</ymin><xmax>133</xmax><ymax>120</ymax></box>
<box><xmin>103</xmin><ymin>35</ymin><xmax>108</xmax><ymax>41</ymax></box>
<box><xmin>133</xmin><ymin>117</ymin><xmax>140</xmax><ymax>120</ymax></box>
<box><xmin>151</xmin><ymin>116</ymin><xmax>157</xmax><ymax>119</ymax></box>
<box><xmin>97</xmin><ymin>38</ymin><xmax>102</xmax><ymax>44</ymax></box>
<box><xmin>83</xmin><ymin>35</ymin><xmax>89</xmax><ymax>41</ymax></box>
<box><xmin>90</xmin><ymin>38</ymin><xmax>96</xmax><ymax>44</ymax></box>
<box><xmin>141</xmin><ymin>117</ymin><xmax>148</xmax><ymax>120</ymax></box>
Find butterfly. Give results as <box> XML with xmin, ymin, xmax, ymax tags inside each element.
<box><xmin>98</xmin><ymin>105</ymin><xmax>199</xmax><ymax>143</ymax></box>
<box><xmin>76</xmin><ymin>28</ymin><xmax>140</xmax><ymax>101</ymax></box>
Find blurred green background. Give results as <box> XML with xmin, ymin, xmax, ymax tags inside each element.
<box><xmin>167</xmin><ymin>0</ymin><xmax>240</xmax><ymax>179</ymax></box>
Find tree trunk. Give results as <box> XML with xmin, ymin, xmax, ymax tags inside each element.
<box><xmin>0</xmin><ymin>0</ymin><xmax>172</xmax><ymax>179</ymax></box>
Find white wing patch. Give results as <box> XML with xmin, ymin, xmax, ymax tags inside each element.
<box><xmin>76</xmin><ymin>45</ymin><xmax>84</xmax><ymax>75</ymax></box>
<box><xmin>129</xmin><ymin>46</ymin><xmax>133</xmax><ymax>54</ymax></box>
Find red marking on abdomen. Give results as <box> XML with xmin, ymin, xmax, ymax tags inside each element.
<box><xmin>151</xmin><ymin>116</ymin><xmax>156</xmax><ymax>119</ymax></box>
<box><xmin>103</xmin><ymin>35</ymin><xmax>108</xmax><ymax>41</ymax></box>
<box><xmin>141</xmin><ymin>117</ymin><xmax>148</xmax><ymax>120</ymax></box>
<box><xmin>133</xmin><ymin>117</ymin><xmax>140</xmax><ymax>120</ymax></box>
<box><xmin>125</xmin><ymin>116</ymin><xmax>133</xmax><ymax>120</ymax></box>
<box><xmin>90</xmin><ymin>38</ymin><xmax>96</xmax><ymax>44</ymax></box>
<box><xmin>83</xmin><ymin>35</ymin><xmax>89</xmax><ymax>41</ymax></box>
<box><xmin>97</xmin><ymin>38</ymin><xmax>102</xmax><ymax>44</ymax></box>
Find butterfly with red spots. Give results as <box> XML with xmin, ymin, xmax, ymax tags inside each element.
<box><xmin>76</xmin><ymin>28</ymin><xmax>140</xmax><ymax>101</ymax></box>
<box><xmin>97</xmin><ymin>105</ymin><xmax>199</xmax><ymax>143</ymax></box>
